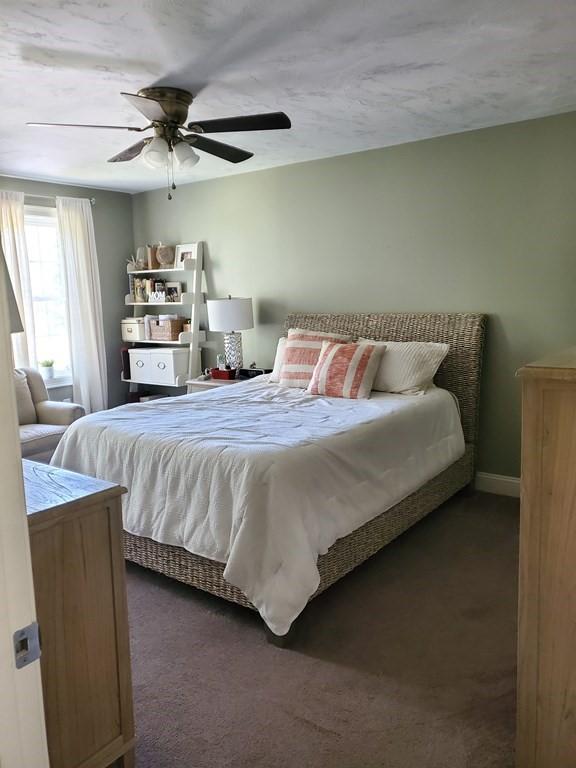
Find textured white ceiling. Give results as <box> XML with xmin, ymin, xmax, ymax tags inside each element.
<box><xmin>1</xmin><ymin>0</ymin><xmax>576</xmax><ymax>193</ymax></box>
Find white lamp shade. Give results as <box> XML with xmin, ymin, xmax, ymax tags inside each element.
<box><xmin>206</xmin><ymin>297</ymin><xmax>254</xmax><ymax>332</ymax></box>
<box><xmin>173</xmin><ymin>141</ymin><xmax>200</xmax><ymax>169</ymax></box>
<box><xmin>142</xmin><ymin>137</ymin><xmax>169</xmax><ymax>169</ymax></box>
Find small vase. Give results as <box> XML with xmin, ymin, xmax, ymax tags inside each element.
<box><xmin>41</xmin><ymin>366</ymin><xmax>54</xmax><ymax>380</ymax></box>
<box><xmin>135</xmin><ymin>246</ymin><xmax>148</xmax><ymax>269</ymax></box>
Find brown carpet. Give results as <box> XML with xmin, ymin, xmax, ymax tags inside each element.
<box><xmin>126</xmin><ymin>491</ymin><xmax>518</xmax><ymax>768</ymax></box>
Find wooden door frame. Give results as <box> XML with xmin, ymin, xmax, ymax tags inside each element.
<box><xmin>0</xmin><ymin>264</ymin><xmax>49</xmax><ymax>766</ymax></box>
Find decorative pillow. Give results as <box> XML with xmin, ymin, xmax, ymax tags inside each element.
<box><xmin>307</xmin><ymin>341</ymin><xmax>384</xmax><ymax>399</ymax></box>
<box><xmin>13</xmin><ymin>369</ymin><xmax>37</xmax><ymax>425</ymax></box>
<box><xmin>279</xmin><ymin>328</ymin><xmax>351</xmax><ymax>389</ymax></box>
<box><xmin>269</xmin><ymin>337</ymin><xmax>287</xmax><ymax>383</ymax></box>
<box><xmin>358</xmin><ymin>338</ymin><xmax>449</xmax><ymax>394</ymax></box>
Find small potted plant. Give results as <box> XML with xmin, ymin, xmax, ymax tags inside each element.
<box><xmin>39</xmin><ymin>359</ymin><xmax>55</xmax><ymax>380</ymax></box>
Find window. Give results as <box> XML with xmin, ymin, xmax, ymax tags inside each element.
<box><xmin>24</xmin><ymin>206</ymin><xmax>72</xmax><ymax>384</ymax></box>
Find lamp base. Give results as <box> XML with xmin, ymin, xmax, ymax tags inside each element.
<box><xmin>223</xmin><ymin>332</ymin><xmax>243</xmax><ymax>369</ymax></box>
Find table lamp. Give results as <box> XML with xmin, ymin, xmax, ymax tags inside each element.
<box><xmin>206</xmin><ymin>296</ymin><xmax>253</xmax><ymax>369</ymax></box>
<box><xmin>1</xmin><ymin>245</ymin><xmax>23</xmax><ymax>333</ymax></box>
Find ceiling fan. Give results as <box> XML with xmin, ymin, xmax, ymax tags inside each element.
<box><xmin>27</xmin><ymin>87</ymin><xmax>291</xmax><ymax>197</ymax></box>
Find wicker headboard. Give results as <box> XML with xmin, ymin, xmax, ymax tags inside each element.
<box><xmin>284</xmin><ymin>312</ymin><xmax>486</xmax><ymax>446</ymax></box>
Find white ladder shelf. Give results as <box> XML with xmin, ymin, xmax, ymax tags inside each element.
<box><xmin>123</xmin><ymin>243</ymin><xmax>205</xmax><ymax>388</ymax></box>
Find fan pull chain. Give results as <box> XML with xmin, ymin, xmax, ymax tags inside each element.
<box><xmin>166</xmin><ymin>157</ymin><xmax>171</xmax><ymax>200</ymax></box>
<box><xmin>166</xmin><ymin>148</ymin><xmax>177</xmax><ymax>200</ymax></box>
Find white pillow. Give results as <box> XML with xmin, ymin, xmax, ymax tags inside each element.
<box><xmin>357</xmin><ymin>338</ymin><xmax>449</xmax><ymax>394</ymax></box>
<box><xmin>269</xmin><ymin>337</ymin><xmax>286</xmax><ymax>383</ymax></box>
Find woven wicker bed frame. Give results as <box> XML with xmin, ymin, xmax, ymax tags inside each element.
<box><xmin>123</xmin><ymin>311</ymin><xmax>486</xmax><ymax>617</ymax></box>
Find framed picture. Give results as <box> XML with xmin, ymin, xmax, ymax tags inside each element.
<box><xmin>174</xmin><ymin>242</ymin><xmax>202</xmax><ymax>268</ymax></box>
<box><xmin>165</xmin><ymin>281</ymin><xmax>182</xmax><ymax>302</ymax></box>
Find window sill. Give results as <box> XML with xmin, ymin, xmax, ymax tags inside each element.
<box><xmin>44</xmin><ymin>376</ymin><xmax>72</xmax><ymax>390</ymax></box>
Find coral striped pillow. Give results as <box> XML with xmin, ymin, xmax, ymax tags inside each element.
<box><xmin>279</xmin><ymin>328</ymin><xmax>351</xmax><ymax>389</ymax></box>
<box><xmin>307</xmin><ymin>341</ymin><xmax>384</xmax><ymax>399</ymax></box>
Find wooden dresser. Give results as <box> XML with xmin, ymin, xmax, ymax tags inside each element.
<box><xmin>517</xmin><ymin>348</ymin><xmax>576</xmax><ymax>767</ymax></box>
<box><xmin>24</xmin><ymin>460</ymin><xmax>135</xmax><ymax>768</ymax></box>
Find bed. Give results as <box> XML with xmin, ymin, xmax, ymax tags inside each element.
<box><xmin>52</xmin><ymin>311</ymin><xmax>486</xmax><ymax>636</ymax></box>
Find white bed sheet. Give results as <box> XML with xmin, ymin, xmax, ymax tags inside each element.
<box><xmin>52</xmin><ymin>376</ymin><xmax>465</xmax><ymax>635</ymax></box>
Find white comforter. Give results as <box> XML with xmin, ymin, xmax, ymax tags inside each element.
<box><xmin>52</xmin><ymin>376</ymin><xmax>464</xmax><ymax>635</ymax></box>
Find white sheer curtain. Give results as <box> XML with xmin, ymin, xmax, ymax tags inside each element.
<box><xmin>0</xmin><ymin>191</ymin><xmax>36</xmax><ymax>367</ymax></box>
<box><xmin>56</xmin><ymin>197</ymin><xmax>108</xmax><ymax>413</ymax></box>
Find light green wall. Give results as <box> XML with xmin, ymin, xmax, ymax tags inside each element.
<box><xmin>0</xmin><ymin>176</ymin><xmax>133</xmax><ymax>407</ymax></box>
<box><xmin>130</xmin><ymin>110</ymin><xmax>576</xmax><ymax>477</ymax></box>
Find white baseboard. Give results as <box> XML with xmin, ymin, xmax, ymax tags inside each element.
<box><xmin>474</xmin><ymin>472</ymin><xmax>520</xmax><ymax>498</ymax></box>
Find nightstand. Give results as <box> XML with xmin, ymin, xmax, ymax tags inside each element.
<box><xmin>186</xmin><ymin>377</ymin><xmax>241</xmax><ymax>394</ymax></box>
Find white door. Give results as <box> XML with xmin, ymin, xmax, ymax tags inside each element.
<box><xmin>0</xmin><ymin>267</ymin><xmax>49</xmax><ymax>766</ymax></box>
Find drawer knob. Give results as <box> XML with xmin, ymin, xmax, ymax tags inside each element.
<box><xmin>136</xmin><ymin>360</ymin><xmax>144</xmax><ymax>368</ymax></box>
<box><xmin>157</xmin><ymin>362</ymin><xmax>166</xmax><ymax>370</ymax></box>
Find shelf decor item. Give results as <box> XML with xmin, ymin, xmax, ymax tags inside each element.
<box><xmin>133</xmin><ymin>278</ymin><xmax>146</xmax><ymax>303</ymax></box>
<box><xmin>147</xmin><ymin>244</ymin><xmax>159</xmax><ymax>270</ymax></box>
<box><xmin>156</xmin><ymin>244</ymin><xmax>175</xmax><ymax>266</ymax></box>
<box><xmin>149</xmin><ymin>318</ymin><xmax>184</xmax><ymax>341</ymax></box>
<box><xmin>39</xmin><ymin>359</ymin><xmax>55</xmax><ymax>380</ymax></box>
<box><xmin>121</xmin><ymin>318</ymin><xmax>146</xmax><ymax>342</ymax></box>
<box><xmin>165</xmin><ymin>281</ymin><xmax>182</xmax><ymax>302</ymax></box>
<box><xmin>135</xmin><ymin>246</ymin><xmax>148</xmax><ymax>269</ymax></box>
<box><xmin>206</xmin><ymin>295</ymin><xmax>254</xmax><ymax>369</ymax></box>
<box><xmin>210</xmin><ymin>367</ymin><xmax>237</xmax><ymax>380</ymax></box>
<box><xmin>175</xmin><ymin>242</ymin><xmax>202</xmax><ymax>268</ymax></box>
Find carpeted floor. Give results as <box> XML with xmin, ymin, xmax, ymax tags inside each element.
<box><xmin>126</xmin><ymin>490</ymin><xmax>519</xmax><ymax>768</ymax></box>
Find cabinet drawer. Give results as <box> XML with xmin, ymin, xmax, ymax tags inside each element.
<box><xmin>128</xmin><ymin>349</ymin><xmax>152</xmax><ymax>383</ymax></box>
<box><xmin>150</xmin><ymin>350</ymin><xmax>188</xmax><ymax>385</ymax></box>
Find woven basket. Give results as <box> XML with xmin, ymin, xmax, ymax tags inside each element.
<box><xmin>149</xmin><ymin>318</ymin><xmax>183</xmax><ymax>341</ymax></box>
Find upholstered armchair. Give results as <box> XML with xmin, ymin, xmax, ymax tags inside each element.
<box><xmin>14</xmin><ymin>367</ymin><xmax>85</xmax><ymax>462</ymax></box>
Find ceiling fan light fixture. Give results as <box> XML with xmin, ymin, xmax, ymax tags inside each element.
<box><xmin>173</xmin><ymin>141</ymin><xmax>200</xmax><ymax>169</ymax></box>
<box><xmin>141</xmin><ymin>136</ymin><xmax>169</xmax><ymax>169</ymax></box>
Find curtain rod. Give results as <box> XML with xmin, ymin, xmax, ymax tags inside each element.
<box><xmin>24</xmin><ymin>193</ymin><xmax>96</xmax><ymax>206</ymax></box>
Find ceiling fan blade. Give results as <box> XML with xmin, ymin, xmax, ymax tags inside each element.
<box><xmin>184</xmin><ymin>134</ymin><xmax>253</xmax><ymax>164</ymax></box>
<box><xmin>107</xmin><ymin>140</ymin><xmax>148</xmax><ymax>163</ymax></box>
<box><xmin>187</xmin><ymin>111</ymin><xmax>291</xmax><ymax>133</ymax></box>
<box><xmin>121</xmin><ymin>92</ymin><xmax>170</xmax><ymax>123</ymax></box>
<box><xmin>27</xmin><ymin>122</ymin><xmax>146</xmax><ymax>132</ymax></box>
